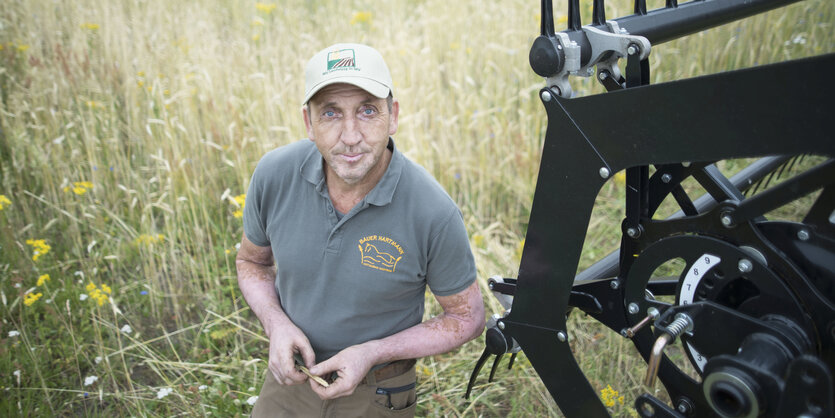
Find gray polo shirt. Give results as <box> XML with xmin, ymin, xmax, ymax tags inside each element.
<box><xmin>243</xmin><ymin>139</ymin><xmax>476</xmax><ymax>361</ymax></box>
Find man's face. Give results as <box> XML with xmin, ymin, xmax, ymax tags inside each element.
<box><xmin>304</xmin><ymin>83</ymin><xmax>399</xmax><ymax>186</ymax></box>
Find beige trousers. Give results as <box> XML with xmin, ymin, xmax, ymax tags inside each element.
<box><xmin>251</xmin><ymin>366</ymin><xmax>417</xmax><ymax>417</ymax></box>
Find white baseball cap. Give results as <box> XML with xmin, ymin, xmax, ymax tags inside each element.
<box><xmin>303</xmin><ymin>43</ymin><xmax>393</xmax><ymax>105</ymax></box>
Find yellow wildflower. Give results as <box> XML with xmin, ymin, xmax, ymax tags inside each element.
<box><xmin>472</xmin><ymin>234</ymin><xmax>484</xmax><ymax>248</ymax></box>
<box><xmin>0</xmin><ymin>194</ymin><xmax>11</xmax><ymax>210</ymax></box>
<box><xmin>25</xmin><ymin>239</ymin><xmax>51</xmax><ymax>262</ymax></box>
<box><xmin>37</xmin><ymin>274</ymin><xmax>51</xmax><ymax>286</ymax></box>
<box><xmin>64</xmin><ymin>181</ymin><xmax>94</xmax><ymax>195</ymax></box>
<box><xmin>350</xmin><ymin>11</ymin><xmax>372</xmax><ymax>26</ymax></box>
<box><xmin>80</xmin><ymin>23</ymin><xmax>100</xmax><ymax>30</ymax></box>
<box><xmin>613</xmin><ymin>170</ymin><xmax>626</xmax><ymax>186</ymax></box>
<box><xmin>85</xmin><ymin>282</ymin><xmax>112</xmax><ymax>306</ymax></box>
<box><xmin>515</xmin><ymin>238</ymin><xmax>525</xmax><ymax>262</ymax></box>
<box><xmin>232</xmin><ymin>194</ymin><xmax>246</xmax><ymax>218</ymax></box>
<box><xmin>557</xmin><ymin>15</ymin><xmax>568</xmax><ymax>25</ymax></box>
<box><xmin>17</xmin><ymin>44</ymin><xmax>29</xmax><ymax>52</ymax></box>
<box><xmin>600</xmin><ymin>384</ymin><xmax>624</xmax><ymax>408</ymax></box>
<box><xmin>255</xmin><ymin>2</ymin><xmax>276</xmax><ymax>14</ymax></box>
<box><xmin>24</xmin><ymin>292</ymin><xmax>43</xmax><ymax>306</ymax></box>
<box><xmin>252</xmin><ymin>33</ymin><xmax>261</xmax><ymax>42</ymax></box>
<box><xmin>135</xmin><ymin>233</ymin><xmax>165</xmax><ymax>246</ymax></box>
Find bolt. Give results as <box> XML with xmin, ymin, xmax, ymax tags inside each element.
<box><xmin>497</xmin><ymin>321</ymin><xmax>505</xmax><ymax>330</ymax></box>
<box><xmin>647</xmin><ymin>307</ymin><xmax>660</xmax><ymax>318</ymax></box>
<box><xmin>599</xmin><ymin>167</ymin><xmax>610</xmax><ymax>179</ymax></box>
<box><xmin>676</xmin><ymin>398</ymin><xmax>694</xmax><ymax>415</ymax></box>
<box><xmin>598</xmin><ymin>71</ymin><xmax>609</xmax><ymax>81</ymax></box>
<box><xmin>720</xmin><ymin>213</ymin><xmax>734</xmax><ymax>227</ymax></box>
<box><xmin>488</xmin><ymin>282</ymin><xmax>494</xmax><ymax>290</ymax></box>
<box><xmin>541</xmin><ymin>91</ymin><xmax>552</xmax><ymax>102</ymax></box>
<box><xmin>557</xmin><ymin>331</ymin><xmax>567</xmax><ymax>342</ymax></box>
<box><xmin>661</xmin><ymin>173</ymin><xmax>672</xmax><ymax>183</ymax></box>
<box><xmin>738</xmin><ymin>259</ymin><xmax>753</xmax><ymax>274</ymax></box>
<box><xmin>682</xmin><ymin>161</ymin><xmax>691</xmax><ymax>168</ymax></box>
<box><xmin>610</xmin><ymin>280</ymin><xmax>620</xmax><ymax>290</ymax></box>
<box><xmin>586</xmin><ymin>67</ymin><xmax>595</xmax><ymax>76</ymax></box>
<box><xmin>797</xmin><ymin>229</ymin><xmax>810</xmax><ymax>241</ymax></box>
<box><xmin>627</xmin><ymin>45</ymin><xmax>638</xmax><ymax>56</ymax></box>
<box><xmin>626</xmin><ymin>227</ymin><xmax>640</xmax><ymax>238</ymax></box>
<box><xmin>628</xmin><ymin>303</ymin><xmax>640</xmax><ymax>314</ymax></box>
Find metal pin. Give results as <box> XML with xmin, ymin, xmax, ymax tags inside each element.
<box><xmin>624</xmin><ymin>308</ymin><xmax>659</xmax><ymax>338</ymax></box>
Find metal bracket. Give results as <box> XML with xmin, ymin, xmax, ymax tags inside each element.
<box><xmin>546</xmin><ymin>21</ymin><xmax>651</xmax><ymax>98</ymax></box>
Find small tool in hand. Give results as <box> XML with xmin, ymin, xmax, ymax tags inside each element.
<box><xmin>294</xmin><ymin>356</ymin><xmax>329</xmax><ymax>387</ymax></box>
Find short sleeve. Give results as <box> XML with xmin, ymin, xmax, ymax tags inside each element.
<box><xmin>426</xmin><ymin>209</ymin><xmax>477</xmax><ymax>296</ymax></box>
<box><xmin>242</xmin><ymin>166</ymin><xmax>270</xmax><ymax>247</ymax></box>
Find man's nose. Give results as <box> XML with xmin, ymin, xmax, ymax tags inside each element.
<box><xmin>339</xmin><ymin>116</ymin><xmax>362</xmax><ymax>146</ymax></box>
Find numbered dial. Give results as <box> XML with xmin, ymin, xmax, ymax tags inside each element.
<box><xmin>678</xmin><ymin>253</ymin><xmax>722</xmax><ymax>371</ymax></box>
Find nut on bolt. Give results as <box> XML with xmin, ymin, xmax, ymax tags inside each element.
<box><xmin>599</xmin><ymin>167</ymin><xmax>611</xmax><ymax>179</ymax></box>
<box><xmin>738</xmin><ymin>259</ymin><xmax>753</xmax><ymax>273</ymax></box>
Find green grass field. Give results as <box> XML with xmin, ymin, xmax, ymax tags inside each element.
<box><xmin>1</xmin><ymin>0</ymin><xmax>833</xmax><ymax>416</ymax></box>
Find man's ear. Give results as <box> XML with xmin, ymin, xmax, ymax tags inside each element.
<box><xmin>388</xmin><ymin>99</ymin><xmax>399</xmax><ymax>136</ymax></box>
<box><xmin>302</xmin><ymin>104</ymin><xmax>315</xmax><ymax>140</ymax></box>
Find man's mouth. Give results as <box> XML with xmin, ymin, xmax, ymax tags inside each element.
<box><xmin>340</xmin><ymin>153</ymin><xmax>363</xmax><ymax>163</ymax></box>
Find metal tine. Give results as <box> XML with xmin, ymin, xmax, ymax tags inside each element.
<box><xmin>568</xmin><ymin>0</ymin><xmax>582</xmax><ymax>31</ymax></box>
<box><xmin>666</xmin><ymin>0</ymin><xmax>678</xmax><ymax>8</ymax></box>
<box><xmin>541</xmin><ymin>0</ymin><xmax>556</xmax><ymax>36</ymax></box>
<box><xmin>634</xmin><ymin>0</ymin><xmax>647</xmax><ymax>15</ymax></box>
<box><xmin>593</xmin><ymin>0</ymin><xmax>606</xmax><ymax>26</ymax></box>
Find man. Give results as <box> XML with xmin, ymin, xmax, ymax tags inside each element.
<box><xmin>236</xmin><ymin>43</ymin><xmax>485</xmax><ymax>416</ymax></box>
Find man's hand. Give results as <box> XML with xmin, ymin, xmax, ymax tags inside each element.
<box><xmin>268</xmin><ymin>321</ymin><xmax>317</xmax><ymax>386</ymax></box>
<box><xmin>307</xmin><ymin>344</ymin><xmax>376</xmax><ymax>399</ymax></box>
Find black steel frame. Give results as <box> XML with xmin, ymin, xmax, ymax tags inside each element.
<box><xmin>488</xmin><ymin>0</ymin><xmax>834</xmax><ymax>416</ymax></box>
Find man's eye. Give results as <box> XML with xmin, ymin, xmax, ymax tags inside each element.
<box><xmin>324</xmin><ymin>111</ymin><xmax>336</xmax><ymax>117</ymax></box>
<box><xmin>362</xmin><ymin>108</ymin><xmax>375</xmax><ymax>115</ymax></box>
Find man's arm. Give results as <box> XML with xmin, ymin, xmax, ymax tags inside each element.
<box><xmin>236</xmin><ymin>234</ymin><xmax>317</xmax><ymax>385</ymax></box>
<box><xmin>309</xmin><ymin>280</ymin><xmax>485</xmax><ymax>399</ymax></box>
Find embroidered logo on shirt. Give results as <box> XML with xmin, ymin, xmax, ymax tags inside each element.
<box><xmin>358</xmin><ymin>235</ymin><xmax>403</xmax><ymax>272</ymax></box>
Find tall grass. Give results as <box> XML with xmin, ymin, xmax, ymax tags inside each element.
<box><xmin>1</xmin><ymin>0</ymin><xmax>832</xmax><ymax>416</ymax></box>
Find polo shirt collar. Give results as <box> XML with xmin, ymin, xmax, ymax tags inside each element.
<box><xmin>300</xmin><ymin>138</ymin><xmax>403</xmax><ymax>207</ymax></box>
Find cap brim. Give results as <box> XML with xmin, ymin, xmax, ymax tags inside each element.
<box><xmin>303</xmin><ymin>77</ymin><xmax>390</xmax><ymax>105</ymax></box>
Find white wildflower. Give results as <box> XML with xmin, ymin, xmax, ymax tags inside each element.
<box><xmin>14</xmin><ymin>283</ymin><xmax>21</xmax><ymax>288</ymax></box>
<box><xmin>120</xmin><ymin>324</ymin><xmax>133</xmax><ymax>334</ymax></box>
<box><xmin>247</xmin><ymin>396</ymin><xmax>259</xmax><ymax>406</ymax></box>
<box><xmin>95</xmin><ymin>356</ymin><xmax>103</xmax><ymax>364</ymax></box>
<box><xmin>84</xmin><ymin>375</ymin><xmax>98</xmax><ymax>386</ymax></box>
<box><xmin>157</xmin><ymin>387</ymin><xmax>173</xmax><ymax>399</ymax></box>
<box><xmin>80</xmin><ymin>294</ymin><xmax>89</xmax><ymax>301</ymax></box>
<box><xmin>8</xmin><ymin>330</ymin><xmax>20</xmax><ymax>337</ymax></box>
<box><xmin>13</xmin><ymin>370</ymin><xmax>20</xmax><ymax>377</ymax></box>
<box><xmin>198</xmin><ymin>385</ymin><xmax>207</xmax><ymax>391</ymax></box>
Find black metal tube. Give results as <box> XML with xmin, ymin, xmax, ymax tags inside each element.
<box><xmin>554</xmin><ymin>0</ymin><xmax>803</xmax><ymax>68</ymax></box>
<box><xmin>613</xmin><ymin>0</ymin><xmax>804</xmax><ymax>45</ymax></box>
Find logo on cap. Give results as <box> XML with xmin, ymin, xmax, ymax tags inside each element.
<box><xmin>327</xmin><ymin>49</ymin><xmax>356</xmax><ymax>71</ymax></box>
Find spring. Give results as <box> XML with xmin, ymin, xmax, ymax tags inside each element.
<box><xmin>666</xmin><ymin>313</ymin><xmax>694</xmax><ymax>337</ymax></box>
